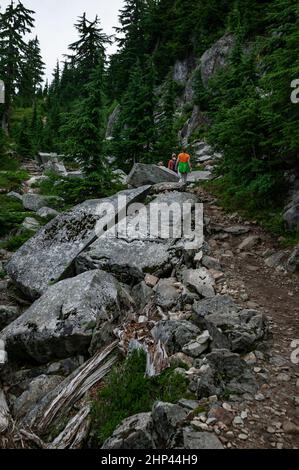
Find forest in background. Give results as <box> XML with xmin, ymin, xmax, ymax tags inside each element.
<box><xmin>0</xmin><ymin>0</ymin><xmax>299</xmax><ymax>241</ymax></box>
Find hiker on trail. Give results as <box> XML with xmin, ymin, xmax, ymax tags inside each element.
<box><xmin>168</xmin><ymin>154</ymin><xmax>177</xmax><ymax>172</ymax></box>
<box><xmin>177</xmin><ymin>148</ymin><xmax>192</xmax><ymax>185</ymax></box>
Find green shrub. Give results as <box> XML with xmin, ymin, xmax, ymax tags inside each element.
<box><xmin>90</xmin><ymin>350</ymin><xmax>189</xmax><ymax>447</ymax></box>
<box><xmin>205</xmin><ymin>176</ymin><xmax>299</xmax><ymax>247</ymax></box>
<box><xmin>0</xmin><ymin>271</ymin><xmax>6</xmax><ymax>279</ymax></box>
<box><xmin>0</xmin><ymin>169</ymin><xmax>28</xmax><ymax>191</ymax></box>
<box><xmin>0</xmin><ymin>229</ymin><xmax>35</xmax><ymax>251</ymax></box>
<box><xmin>38</xmin><ymin>170</ymin><xmax>125</xmax><ymax>206</ymax></box>
<box><xmin>0</xmin><ymin>195</ymin><xmax>31</xmax><ymax>237</ymax></box>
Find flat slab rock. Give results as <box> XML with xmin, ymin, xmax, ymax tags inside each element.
<box><xmin>76</xmin><ymin>191</ymin><xmax>199</xmax><ymax>283</ymax></box>
<box><xmin>187</xmin><ymin>171</ymin><xmax>213</xmax><ymax>182</ymax></box>
<box><xmin>6</xmin><ymin>186</ymin><xmax>151</xmax><ymax>300</ymax></box>
<box><xmin>0</xmin><ymin>270</ymin><xmax>134</xmax><ymax>363</ymax></box>
<box><xmin>180</xmin><ymin>427</ymin><xmax>223</xmax><ymax>449</ymax></box>
<box><xmin>127</xmin><ymin>163</ymin><xmax>179</xmax><ymax>187</ymax></box>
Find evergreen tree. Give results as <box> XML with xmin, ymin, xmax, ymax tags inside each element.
<box><xmin>113</xmin><ymin>58</ymin><xmax>156</xmax><ymax>169</ymax></box>
<box><xmin>111</xmin><ymin>0</ymin><xmax>148</xmax><ymax>98</ymax></box>
<box><xmin>155</xmin><ymin>77</ymin><xmax>177</xmax><ymax>160</ymax></box>
<box><xmin>16</xmin><ymin>116</ymin><xmax>33</xmax><ymax>157</ymax></box>
<box><xmin>61</xmin><ymin>58</ymin><xmax>106</xmax><ymax>172</ymax></box>
<box><xmin>68</xmin><ymin>13</ymin><xmax>111</xmax><ymax>88</ymax></box>
<box><xmin>30</xmin><ymin>101</ymin><xmax>44</xmax><ymax>153</ymax></box>
<box><xmin>0</xmin><ymin>0</ymin><xmax>35</xmax><ymax>133</ymax></box>
<box><xmin>0</xmin><ymin>128</ymin><xmax>7</xmax><ymax>160</ymax></box>
<box><xmin>18</xmin><ymin>36</ymin><xmax>45</xmax><ymax>107</ymax></box>
<box><xmin>42</xmin><ymin>61</ymin><xmax>61</xmax><ymax>151</ymax></box>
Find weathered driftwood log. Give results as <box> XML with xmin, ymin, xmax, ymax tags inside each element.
<box><xmin>0</xmin><ymin>388</ymin><xmax>10</xmax><ymax>434</ymax></box>
<box><xmin>48</xmin><ymin>405</ymin><xmax>90</xmax><ymax>449</ymax></box>
<box><xmin>35</xmin><ymin>341</ymin><xmax>118</xmax><ymax>434</ymax></box>
<box><xmin>19</xmin><ymin>429</ymin><xmax>47</xmax><ymax>449</ymax></box>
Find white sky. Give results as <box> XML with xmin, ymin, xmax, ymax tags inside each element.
<box><xmin>0</xmin><ymin>0</ymin><xmax>124</xmax><ymax>82</ymax></box>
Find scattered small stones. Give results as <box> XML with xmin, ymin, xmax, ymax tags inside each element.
<box><xmin>255</xmin><ymin>393</ymin><xmax>266</xmax><ymax>402</ymax></box>
<box><xmin>276</xmin><ymin>373</ymin><xmax>291</xmax><ymax>383</ymax></box>
<box><xmin>233</xmin><ymin>416</ymin><xmax>244</xmax><ymax>426</ymax></box>
<box><xmin>238</xmin><ymin>236</ymin><xmax>261</xmax><ymax>251</ymax></box>
<box><xmin>145</xmin><ymin>274</ymin><xmax>159</xmax><ymax>288</ymax></box>
<box><xmin>238</xmin><ymin>433</ymin><xmax>249</xmax><ymax>441</ymax></box>
<box><xmin>283</xmin><ymin>420</ymin><xmax>299</xmax><ymax>435</ymax></box>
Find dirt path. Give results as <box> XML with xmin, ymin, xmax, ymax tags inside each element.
<box><xmin>195</xmin><ymin>186</ymin><xmax>299</xmax><ymax>449</ymax></box>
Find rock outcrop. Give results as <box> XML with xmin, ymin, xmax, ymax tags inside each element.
<box><xmin>200</xmin><ymin>34</ymin><xmax>235</xmax><ymax>87</ymax></box>
<box><xmin>283</xmin><ymin>191</ymin><xmax>299</xmax><ymax>231</ymax></box>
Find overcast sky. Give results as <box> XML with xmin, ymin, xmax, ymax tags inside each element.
<box><xmin>0</xmin><ymin>0</ymin><xmax>124</xmax><ymax>82</ymax></box>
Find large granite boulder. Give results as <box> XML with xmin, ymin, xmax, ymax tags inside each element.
<box><xmin>189</xmin><ymin>349</ymin><xmax>257</xmax><ymax>398</ymax></box>
<box><xmin>175</xmin><ymin>427</ymin><xmax>224</xmax><ymax>449</ymax></box>
<box><xmin>181</xmin><ymin>268</ymin><xmax>215</xmax><ymax>298</ymax></box>
<box><xmin>151</xmin><ymin>320</ymin><xmax>201</xmax><ymax>355</ymax></box>
<box><xmin>102</xmin><ymin>412</ymin><xmax>155</xmax><ymax>449</ymax></box>
<box><xmin>187</xmin><ymin>170</ymin><xmax>213</xmax><ymax>183</ymax></box>
<box><xmin>152</xmin><ymin>402</ymin><xmax>188</xmax><ymax>446</ymax></box>
<box><xmin>0</xmin><ymin>305</ymin><xmax>20</xmax><ymax>331</ymax></box>
<box><xmin>1</xmin><ymin>270</ymin><xmax>134</xmax><ymax>363</ymax></box>
<box><xmin>76</xmin><ymin>237</ymin><xmax>174</xmax><ymax>283</ymax></box>
<box><xmin>6</xmin><ymin>186</ymin><xmax>151</xmax><ymax>299</ymax></box>
<box><xmin>127</xmin><ymin>163</ymin><xmax>179</xmax><ymax>187</ymax></box>
<box><xmin>13</xmin><ymin>374</ymin><xmax>63</xmax><ymax>419</ymax></box>
<box><xmin>193</xmin><ymin>295</ymin><xmax>268</xmax><ymax>352</ymax></box>
<box><xmin>36</xmin><ymin>207</ymin><xmax>59</xmax><ymax>220</ymax></box>
<box><xmin>22</xmin><ymin>194</ymin><xmax>63</xmax><ymax>212</ymax></box>
<box><xmin>76</xmin><ymin>191</ymin><xmax>200</xmax><ymax>283</ymax></box>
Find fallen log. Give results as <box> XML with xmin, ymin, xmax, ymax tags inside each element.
<box><xmin>48</xmin><ymin>405</ymin><xmax>90</xmax><ymax>449</ymax></box>
<box><xmin>19</xmin><ymin>429</ymin><xmax>47</xmax><ymax>449</ymax></box>
<box><xmin>0</xmin><ymin>388</ymin><xmax>10</xmax><ymax>434</ymax></box>
<box><xmin>33</xmin><ymin>341</ymin><xmax>118</xmax><ymax>434</ymax></box>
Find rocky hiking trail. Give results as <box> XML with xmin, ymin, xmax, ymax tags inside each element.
<box><xmin>192</xmin><ymin>186</ymin><xmax>299</xmax><ymax>449</ymax></box>
<box><xmin>0</xmin><ymin>160</ymin><xmax>298</xmax><ymax>450</ymax></box>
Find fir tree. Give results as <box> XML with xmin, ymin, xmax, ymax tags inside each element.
<box><xmin>114</xmin><ymin>58</ymin><xmax>156</xmax><ymax>169</ymax></box>
<box><xmin>111</xmin><ymin>0</ymin><xmax>149</xmax><ymax>97</ymax></box>
<box><xmin>16</xmin><ymin>116</ymin><xmax>33</xmax><ymax>158</ymax></box>
<box><xmin>0</xmin><ymin>0</ymin><xmax>35</xmax><ymax>133</ymax></box>
<box><xmin>18</xmin><ymin>36</ymin><xmax>45</xmax><ymax>107</ymax></box>
<box><xmin>155</xmin><ymin>77</ymin><xmax>177</xmax><ymax>161</ymax></box>
<box><xmin>61</xmin><ymin>58</ymin><xmax>106</xmax><ymax>172</ymax></box>
<box><xmin>68</xmin><ymin>13</ymin><xmax>111</xmax><ymax>88</ymax></box>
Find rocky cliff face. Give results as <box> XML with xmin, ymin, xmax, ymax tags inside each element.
<box><xmin>106</xmin><ymin>33</ymin><xmax>235</xmax><ymax>150</ymax></box>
